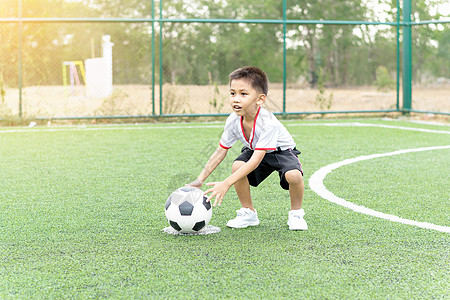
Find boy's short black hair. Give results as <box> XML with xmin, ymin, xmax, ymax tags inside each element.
<box><xmin>229</xmin><ymin>66</ymin><xmax>268</xmax><ymax>95</ymax></box>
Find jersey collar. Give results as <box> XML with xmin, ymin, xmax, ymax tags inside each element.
<box><xmin>239</xmin><ymin>106</ymin><xmax>261</xmax><ymax>149</ymax></box>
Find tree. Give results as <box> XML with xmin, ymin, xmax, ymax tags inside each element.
<box><xmin>410</xmin><ymin>0</ymin><xmax>449</xmax><ymax>84</ymax></box>
<box><xmin>159</xmin><ymin>0</ymin><xmax>284</xmax><ymax>84</ymax></box>
<box><xmin>286</xmin><ymin>0</ymin><xmax>367</xmax><ymax>87</ymax></box>
<box><xmin>2</xmin><ymin>0</ymin><xmax>446</xmax><ymax>90</ymax></box>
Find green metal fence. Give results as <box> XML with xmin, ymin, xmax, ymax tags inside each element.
<box><xmin>0</xmin><ymin>0</ymin><xmax>449</xmax><ymax>121</ymax></box>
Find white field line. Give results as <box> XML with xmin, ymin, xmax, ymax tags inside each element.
<box><xmin>410</xmin><ymin>120</ymin><xmax>450</xmax><ymax>127</ymax></box>
<box><xmin>309</xmin><ymin>145</ymin><xmax>450</xmax><ymax>233</ymax></box>
<box><xmin>0</xmin><ymin>124</ymin><xmax>225</xmax><ymax>134</ymax></box>
<box><xmin>0</xmin><ymin>121</ymin><xmax>449</xmax><ymax>134</ymax></box>
<box><xmin>286</xmin><ymin>122</ymin><xmax>450</xmax><ymax>134</ymax></box>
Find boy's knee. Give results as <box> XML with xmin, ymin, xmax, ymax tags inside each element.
<box><xmin>285</xmin><ymin>169</ymin><xmax>303</xmax><ymax>185</ymax></box>
<box><xmin>232</xmin><ymin>160</ymin><xmax>246</xmax><ymax>173</ymax></box>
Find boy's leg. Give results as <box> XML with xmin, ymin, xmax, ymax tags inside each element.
<box><xmin>284</xmin><ymin>169</ymin><xmax>304</xmax><ymax>210</ymax></box>
<box><xmin>285</xmin><ymin>169</ymin><xmax>308</xmax><ymax>230</ymax></box>
<box><xmin>227</xmin><ymin>160</ymin><xmax>260</xmax><ymax>228</ymax></box>
<box><xmin>231</xmin><ymin>160</ymin><xmax>255</xmax><ymax>211</ymax></box>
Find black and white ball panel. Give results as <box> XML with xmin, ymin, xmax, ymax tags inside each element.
<box><xmin>165</xmin><ymin>187</ymin><xmax>212</xmax><ymax>233</ymax></box>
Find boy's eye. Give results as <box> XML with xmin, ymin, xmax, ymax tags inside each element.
<box><xmin>230</xmin><ymin>92</ymin><xmax>236</xmax><ymax>96</ymax></box>
<box><xmin>241</xmin><ymin>93</ymin><xmax>247</xmax><ymax>96</ymax></box>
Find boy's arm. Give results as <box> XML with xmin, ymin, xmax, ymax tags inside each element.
<box><xmin>187</xmin><ymin>146</ymin><xmax>228</xmax><ymax>188</ymax></box>
<box><xmin>205</xmin><ymin>149</ymin><xmax>266</xmax><ymax>206</ymax></box>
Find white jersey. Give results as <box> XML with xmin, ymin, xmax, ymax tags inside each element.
<box><xmin>219</xmin><ymin>106</ymin><xmax>296</xmax><ymax>152</ymax></box>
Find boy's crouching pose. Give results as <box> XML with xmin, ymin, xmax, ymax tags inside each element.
<box><xmin>188</xmin><ymin>66</ymin><xmax>307</xmax><ymax>230</ymax></box>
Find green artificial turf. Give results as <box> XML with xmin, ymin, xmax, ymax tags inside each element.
<box><xmin>0</xmin><ymin>119</ymin><xmax>448</xmax><ymax>299</ymax></box>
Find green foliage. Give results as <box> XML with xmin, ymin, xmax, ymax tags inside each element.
<box><xmin>0</xmin><ymin>72</ymin><xmax>5</xmax><ymax>103</ymax></box>
<box><xmin>410</xmin><ymin>0</ymin><xmax>450</xmax><ymax>83</ymax></box>
<box><xmin>0</xmin><ymin>0</ymin><xmax>447</xmax><ymax>89</ymax></box>
<box><xmin>375</xmin><ymin>65</ymin><xmax>395</xmax><ymax>92</ymax></box>
<box><xmin>0</xmin><ymin>101</ymin><xmax>23</xmax><ymax>126</ymax></box>
<box><xmin>430</xmin><ymin>26</ymin><xmax>450</xmax><ymax>78</ymax></box>
<box><xmin>208</xmin><ymin>79</ymin><xmax>225</xmax><ymax>113</ymax></box>
<box><xmin>162</xmin><ymin>83</ymin><xmax>190</xmax><ymax>115</ymax></box>
<box><xmin>0</xmin><ymin>120</ymin><xmax>448</xmax><ymax>298</ymax></box>
<box><xmin>94</xmin><ymin>88</ymin><xmax>130</xmax><ymax>116</ymax></box>
<box><xmin>315</xmin><ymin>67</ymin><xmax>333</xmax><ymax>110</ymax></box>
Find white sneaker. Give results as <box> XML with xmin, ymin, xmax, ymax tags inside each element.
<box><xmin>288</xmin><ymin>209</ymin><xmax>308</xmax><ymax>230</ymax></box>
<box><xmin>226</xmin><ymin>207</ymin><xmax>260</xmax><ymax>228</ymax></box>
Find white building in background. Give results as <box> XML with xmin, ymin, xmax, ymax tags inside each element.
<box><xmin>85</xmin><ymin>35</ymin><xmax>114</xmax><ymax>98</ymax></box>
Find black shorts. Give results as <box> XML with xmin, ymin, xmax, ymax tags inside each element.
<box><xmin>235</xmin><ymin>147</ymin><xmax>303</xmax><ymax>190</ymax></box>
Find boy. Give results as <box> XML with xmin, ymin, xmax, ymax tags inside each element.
<box><xmin>188</xmin><ymin>66</ymin><xmax>307</xmax><ymax>230</ymax></box>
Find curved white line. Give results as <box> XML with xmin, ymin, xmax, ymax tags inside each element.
<box><xmin>309</xmin><ymin>145</ymin><xmax>450</xmax><ymax>233</ymax></box>
<box><xmin>2</xmin><ymin>121</ymin><xmax>449</xmax><ymax>232</ymax></box>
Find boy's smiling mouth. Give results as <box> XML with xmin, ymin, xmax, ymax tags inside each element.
<box><xmin>233</xmin><ymin>105</ymin><xmax>242</xmax><ymax>111</ymax></box>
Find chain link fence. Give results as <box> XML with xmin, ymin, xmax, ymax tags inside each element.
<box><xmin>411</xmin><ymin>22</ymin><xmax>450</xmax><ymax>113</ymax></box>
<box><xmin>0</xmin><ymin>0</ymin><xmax>448</xmax><ymax>121</ymax></box>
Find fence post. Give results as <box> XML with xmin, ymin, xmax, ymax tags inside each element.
<box><xmin>151</xmin><ymin>0</ymin><xmax>155</xmax><ymax>116</ymax></box>
<box><xmin>18</xmin><ymin>0</ymin><xmax>23</xmax><ymax>119</ymax></box>
<box><xmin>159</xmin><ymin>0</ymin><xmax>163</xmax><ymax>116</ymax></box>
<box><xmin>396</xmin><ymin>0</ymin><xmax>400</xmax><ymax>111</ymax></box>
<box><xmin>402</xmin><ymin>0</ymin><xmax>412</xmax><ymax>112</ymax></box>
<box><xmin>282</xmin><ymin>0</ymin><xmax>287</xmax><ymax>116</ymax></box>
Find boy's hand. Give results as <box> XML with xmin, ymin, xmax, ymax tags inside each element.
<box><xmin>186</xmin><ymin>179</ymin><xmax>203</xmax><ymax>188</ymax></box>
<box><xmin>204</xmin><ymin>181</ymin><xmax>231</xmax><ymax>207</ymax></box>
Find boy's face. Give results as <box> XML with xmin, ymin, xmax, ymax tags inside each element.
<box><xmin>229</xmin><ymin>78</ymin><xmax>266</xmax><ymax>118</ymax></box>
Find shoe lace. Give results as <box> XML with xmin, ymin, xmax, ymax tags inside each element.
<box><xmin>236</xmin><ymin>208</ymin><xmax>249</xmax><ymax>216</ymax></box>
<box><xmin>290</xmin><ymin>212</ymin><xmax>305</xmax><ymax>222</ymax></box>
<box><xmin>290</xmin><ymin>210</ymin><xmax>305</xmax><ymax>219</ymax></box>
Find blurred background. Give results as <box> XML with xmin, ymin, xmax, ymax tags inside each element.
<box><xmin>0</xmin><ymin>0</ymin><xmax>448</xmax><ymax>120</ymax></box>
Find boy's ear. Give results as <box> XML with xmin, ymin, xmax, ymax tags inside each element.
<box><xmin>256</xmin><ymin>94</ymin><xmax>266</xmax><ymax>105</ymax></box>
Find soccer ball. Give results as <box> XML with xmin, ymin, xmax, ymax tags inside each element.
<box><xmin>165</xmin><ymin>186</ymin><xmax>212</xmax><ymax>233</ymax></box>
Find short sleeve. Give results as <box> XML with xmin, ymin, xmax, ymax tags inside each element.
<box><xmin>254</xmin><ymin>124</ymin><xmax>278</xmax><ymax>150</ymax></box>
<box><xmin>219</xmin><ymin>115</ymin><xmax>238</xmax><ymax>149</ymax></box>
